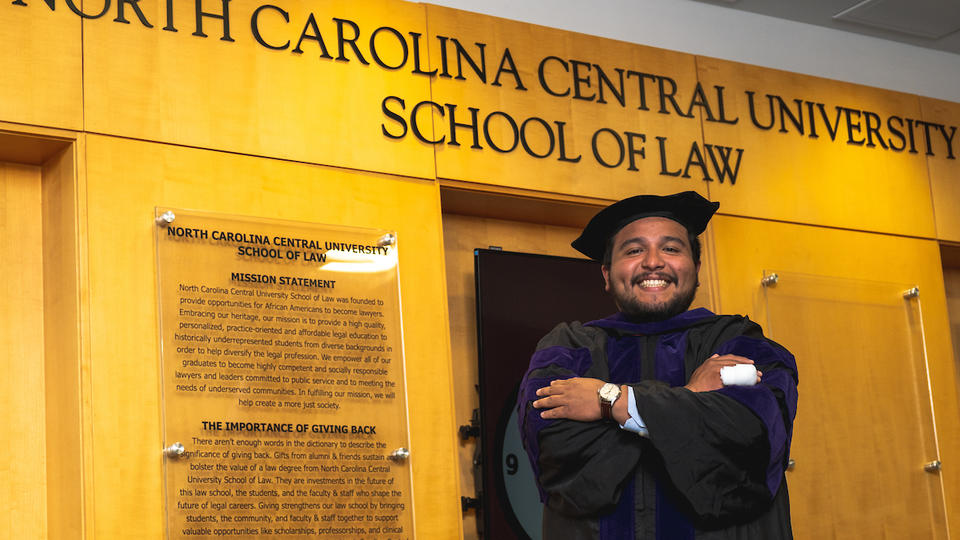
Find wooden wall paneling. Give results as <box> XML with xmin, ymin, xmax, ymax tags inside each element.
<box><xmin>442</xmin><ymin>213</ymin><xmax>585</xmax><ymax>540</ymax></box>
<box><xmin>941</xmin><ymin>244</ymin><xmax>960</xmax><ymax>436</ymax></box>
<box><xmin>0</xmin><ymin>161</ymin><xmax>47</xmax><ymax>539</ymax></box>
<box><xmin>712</xmin><ymin>215</ymin><xmax>958</xmax><ymax>539</ymax></box>
<box><xmin>697</xmin><ymin>57</ymin><xmax>937</xmax><ymax>239</ymax></box>
<box><xmin>82</xmin><ymin>0</ymin><xmax>436</xmax><ymax>179</ymax></box>
<box><xmin>0</xmin><ymin>2</ymin><xmax>82</xmax><ymax>130</ymax></box>
<box><xmin>82</xmin><ymin>134</ymin><xmax>460</xmax><ymax>538</ymax></box>
<box><xmin>921</xmin><ymin>98</ymin><xmax>960</xmax><ymax>243</ymax></box>
<box><xmin>426</xmin><ymin>4</ymin><xmax>709</xmax><ymax>201</ymax></box>
<box><xmin>441</xmin><ymin>204</ymin><xmax>718</xmax><ymax>540</ymax></box>
<box><xmin>41</xmin><ymin>141</ymin><xmax>86</xmax><ymax>540</ymax></box>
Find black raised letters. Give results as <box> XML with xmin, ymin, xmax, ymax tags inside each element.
<box><xmin>193</xmin><ymin>0</ymin><xmax>233</xmax><ymax>42</ymax></box>
<box><xmin>251</xmin><ymin>4</ymin><xmax>289</xmax><ymax>50</ymax></box>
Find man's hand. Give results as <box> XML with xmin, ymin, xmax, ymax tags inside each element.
<box><xmin>685</xmin><ymin>354</ymin><xmax>762</xmax><ymax>392</ymax></box>
<box><xmin>533</xmin><ymin>377</ymin><xmax>606</xmax><ymax>421</ymax></box>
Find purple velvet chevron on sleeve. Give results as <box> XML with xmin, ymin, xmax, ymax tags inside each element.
<box><xmin>517</xmin><ymin>344</ymin><xmax>594</xmax><ymax>499</ymax></box>
<box><xmin>714</xmin><ymin>335</ymin><xmax>799</xmax><ymax>497</ymax></box>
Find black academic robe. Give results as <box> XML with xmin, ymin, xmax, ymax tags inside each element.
<box><xmin>518</xmin><ymin>308</ymin><xmax>799</xmax><ymax>539</ymax></box>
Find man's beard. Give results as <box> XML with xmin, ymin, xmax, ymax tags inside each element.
<box><xmin>614</xmin><ymin>283</ymin><xmax>698</xmax><ymax>323</ymax></box>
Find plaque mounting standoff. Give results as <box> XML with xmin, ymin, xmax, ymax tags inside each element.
<box><xmin>156</xmin><ymin>211</ymin><xmax>176</xmax><ymax>226</ymax></box>
<box><xmin>388</xmin><ymin>447</ymin><xmax>410</xmax><ymax>463</ymax></box>
<box><xmin>377</xmin><ymin>233</ymin><xmax>396</xmax><ymax>247</ymax></box>
<box><xmin>163</xmin><ymin>442</ymin><xmax>186</xmax><ymax>459</ymax></box>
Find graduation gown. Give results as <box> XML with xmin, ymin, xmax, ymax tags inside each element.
<box><xmin>518</xmin><ymin>308</ymin><xmax>799</xmax><ymax>539</ymax></box>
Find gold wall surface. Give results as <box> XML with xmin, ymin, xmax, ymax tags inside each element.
<box><xmin>425</xmin><ymin>5</ymin><xmax>709</xmax><ymax>201</ymax></box>
<box><xmin>698</xmin><ymin>58</ymin><xmax>937</xmax><ymax>238</ymax></box>
<box><xmin>2</xmin><ymin>0</ymin><xmax>960</xmax><ymax>538</ymax></box>
<box><xmin>0</xmin><ymin>4</ymin><xmax>82</xmax><ymax>130</ymax></box>
<box><xmin>81</xmin><ymin>0</ymin><xmax>437</xmax><ymax>179</ymax></box>
<box><xmin>441</xmin><ymin>214</ymin><xmax>584</xmax><ymax>540</ymax></box>
<box><xmin>442</xmin><ymin>211</ymin><xmax>719</xmax><ymax>540</ymax></box>
<box><xmin>0</xmin><ymin>162</ymin><xmax>47</xmax><ymax>540</ymax></box>
<box><xmin>711</xmin><ymin>215</ymin><xmax>960</xmax><ymax>535</ymax></box>
<box><xmin>82</xmin><ymin>135</ymin><xmax>459</xmax><ymax>538</ymax></box>
<box><xmin>922</xmin><ymin>97</ymin><xmax>960</xmax><ymax>243</ymax></box>
<box><xmin>40</xmin><ymin>141</ymin><xmax>86</xmax><ymax>540</ymax></box>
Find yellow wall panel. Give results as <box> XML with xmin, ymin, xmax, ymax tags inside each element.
<box><xmin>1</xmin><ymin>0</ymin><xmax>957</xmax><ymax>536</ymax></box>
<box><xmin>441</xmin><ymin>211</ymin><xmax>719</xmax><ymax>539</ymax></box>
<box><xmin>41</xmin><ymin>141</ymin><xmax>86</xmax><ymax>540</ymax></box>
<box><xmin>426</xmin><ymin>5</ymin><xmax>710</xmax><ymax>201</ymax></box>
<box><xmin>440</xmin><ymin>214</ymin><xmax>586</xmax><ymax>540</ymax></box>
<box><xmin>82</xmin><ymin>0</ymin><xmax>436</xmax><ymax>179</ymax></box>
<box><xmin>0</xmin><ymin>162</ymin><xmax>47</xmax><ymax>539</ymax></box>
<box><xmin>921</xmin><ymin>97</ymin><xmax>960</xmax><ymax>242</ymax></box>
<box><xmin>711</xmin><ymin>215</ymin><xmax>960</xmax><ymax>537</ymax></box>
<box><xmin>698</xmin><ymin>58</ymin><xmax>937</xmax><ymax>238</ymax></box>
<box><xmin>0</xmin><ymin>2</ymin><xmax>82</xmax><ymax>129</ymax></box>
<box><xmin>83</xmin><ymin>134</ymin><xmax>459</xmax><ymax>538</ymax></box>
<box><xmin>944</xmin><ymin>261</ymin><xmax>960</xmax><ymax>413</ymax></box>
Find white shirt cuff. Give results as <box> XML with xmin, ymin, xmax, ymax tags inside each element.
<box><xmin>619</xmin><ymin>387</ymin><xmax>649</xmax><ymax>437</ymax></box>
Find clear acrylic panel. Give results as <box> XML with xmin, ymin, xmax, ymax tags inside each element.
<box><xmin>762</xmin><ymin>271</ymin><xmax>946</xmax><ymax>539</ymax></box>
<box><xmin>156</xmin><ymin>208</ymin><xmax>414</xmax><ymax>539</ymax></box>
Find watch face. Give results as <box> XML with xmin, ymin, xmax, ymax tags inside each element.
<box><xmin>599</xmin><ymin>383</ymin><xmax>620</xmax><ymax>402</ymax></box>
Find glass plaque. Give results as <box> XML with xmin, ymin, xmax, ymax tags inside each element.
<box><xmin>762</xmin><ymin>271</ymin><xmax>946</xmax><ymax>538</ymax></box>
<box><xmin>156</xmin><ymin>208</ymin><xmax>414</xmax><ymax>539</ymax></box>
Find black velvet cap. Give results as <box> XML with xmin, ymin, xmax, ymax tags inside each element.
<box><xmin>571</xmin><ymin>191</ymin><xmax>719</xmax><ymax>261</ymax></box>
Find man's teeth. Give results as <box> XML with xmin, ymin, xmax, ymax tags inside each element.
<box><xmin>640</xmin><ymin>279</ymin><xmax>668</xmax><ymax>288</ymax></box>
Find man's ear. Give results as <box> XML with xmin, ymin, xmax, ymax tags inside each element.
<box><xmin>695</xmin><ymin>261</ymin><xmax>701</xmax><ymax>287</ymax></box>
<box><xmin>601</xmin><ymin>265</ymin><xmax>611</xmax><ymax>292</ymax></box>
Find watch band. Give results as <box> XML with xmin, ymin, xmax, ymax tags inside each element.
<box><xmin>600</xmin><ymin>399</ymin><xmax>614</xmax><ymax>421</ymax></box>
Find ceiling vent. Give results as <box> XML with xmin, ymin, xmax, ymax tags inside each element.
<box><xmin>834</xmin><ymin>0</ymin><xmax>960</xmax><ymax>39</ymax></box>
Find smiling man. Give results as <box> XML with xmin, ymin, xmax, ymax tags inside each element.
<box><xmin>517</xmin><ymin>191</ymin><xmax>799</xmax><ymax>539</ymax></box>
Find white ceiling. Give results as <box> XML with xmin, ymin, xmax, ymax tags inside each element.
<box><xmin>691</xmin><ymin>0</ymin><xmax>960</xmax><ymax>54</ymax></box>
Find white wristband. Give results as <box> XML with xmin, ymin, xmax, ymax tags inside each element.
<box><xmin>720</xmin><ymin>364</ymin><xmax>758</xmax><ymax>386</ymax></box>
